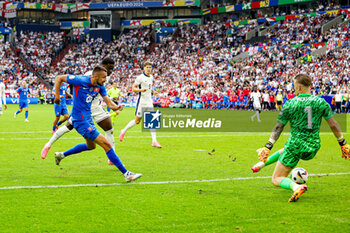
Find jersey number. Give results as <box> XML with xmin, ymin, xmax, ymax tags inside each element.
<box><xmin>304</xmin><ymin>106</ymin><xmax>312</xmax><ymax>129</ymax></box>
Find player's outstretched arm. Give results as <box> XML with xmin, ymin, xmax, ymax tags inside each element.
<box><xmin>102</xmin><ymin>95</ymin><xmax>124</xmax><ymax>112</ymax></box>
<box><xmin>54</xmin><ymin>75</ymin><xmax>67</xmax><ymax>105</ymax></box>
<box><xmin>326</xmin><ymin>116</ymin><xmax>350</xmax><ymax>159</ymax></box>
<box><xmin>257</xmin><ymin>122</ymin><xmax>285</xmax><ymax>162</ymax></box>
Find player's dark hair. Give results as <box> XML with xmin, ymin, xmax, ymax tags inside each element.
<box><xmin>295</xmin><ymin>74</ymin><xmax>312</xmax><ymax>87</ymax></box>
<box><xmin>101</xmin><ymin>57</ymin><xmax>115</xmax><ymax>65</ymax></box>
<box><xmin>93</xmin><ymin>65</ymin><xmax>107</xmax><ymax>74</ymax></box>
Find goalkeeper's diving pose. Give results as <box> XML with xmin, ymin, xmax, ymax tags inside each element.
<box><xmin>250</xmin><ymin>74</ymin><xmax>350</xmax><ymax>202</ymax></box>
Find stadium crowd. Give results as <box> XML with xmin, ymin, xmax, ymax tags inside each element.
<box><xmin>0</xmin><ymin>41</ymin><xmax>52</xmax><ymax>101</ymax></box>
<box><xmin>2</xmin><ymin>6</ymin><xmax>350</xmax><ymax>112</ymax></box>
<box><xmin>15</xmin><ymin>31</ymin><xmax>65</xmax><ymax>78</ymax></box>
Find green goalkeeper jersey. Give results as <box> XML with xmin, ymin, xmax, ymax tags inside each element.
<box><xmin>277</xmin><ymin>93</ymin><xmax>334</xmax><ymax>149</ymax></box>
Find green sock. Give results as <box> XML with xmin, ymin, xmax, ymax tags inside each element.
<box><xmin>265</xmin><ymin>151</ymin><xmax>281</xmax><ymax>166</ymax></box>
<box><xmin>280</xmin><ymin>177</ymin><xmax>297</xmax><ymax>191</ymax></box>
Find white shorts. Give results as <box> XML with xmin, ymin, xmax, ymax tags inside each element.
<box><xmin>253</xmin><ymin>103</ymin><xmax>261</xmax><ymax>110</ymax></box>
<box><xmin>91</xmin><ymin>106</ymin><xmax>110</xmax><ymax>123</ymax></box>
<box><xmin>135</xmin><ymin>103</ymin><xmax>154</xmax><ymax>118</ymax></box>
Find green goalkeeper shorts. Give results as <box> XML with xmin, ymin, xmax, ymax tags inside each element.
<box><xmin>279</xmin><ymin>138</ymin><xmax>319</xmax><ymax>168</ymax></box>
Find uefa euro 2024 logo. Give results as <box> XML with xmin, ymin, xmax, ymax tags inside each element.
<box><xmin>143</xmin><ymin>110</ymin><xmax>161</xmax><ymax>129</ymax></box>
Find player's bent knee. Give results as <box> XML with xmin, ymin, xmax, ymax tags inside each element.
<box><xmin>271</xmin><ymin>178</ymin><xmax>278</xmax><ymax>186</ymax></box>
<box><xmin>87</xmin><ymin>144</ymin><xmax>96</xmax><ymax>150</ymax></box>
<box><xmin>66</xmin><ymin>122</ymin><xmax>74</xmax><ymax>130</ymax></box>
<box><xmin>271</xmin><ymin>177</ymin><xmax>281</xmax><ymax>187</ymax></box>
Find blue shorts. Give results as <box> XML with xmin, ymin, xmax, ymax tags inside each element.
<box><xmin>19</xmin><ymin>100</ymin><xmax>28</xmax><ymax>109</ymax></box>
<box><xmin>54</xmin><ymin>104</ymin><xmax>69</xmax><ymax>117</ymax></box>
<box><xmin>72</xmin><ymin>118</ymin><xmax>100</xmax><ymax>141</ymax></box>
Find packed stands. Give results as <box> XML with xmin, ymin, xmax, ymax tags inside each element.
<box><xmin>3</xmin><ymin>5</ymin><xmax>350</xmax><ymax>111</ymax></box>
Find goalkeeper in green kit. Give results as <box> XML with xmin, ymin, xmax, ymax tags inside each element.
<box><xmin>251</xmin><ymin>74</ymin><xmax>350</xmax><ymax>202</ymax></box>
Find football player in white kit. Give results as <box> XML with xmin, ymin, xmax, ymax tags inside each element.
<box><xmin>250</xmin><ymin>88</ymin><xmax>262</xmax><ymax>122</ymax></box>
<box><xmin>0</xmin><ymin>79</ymin><xmax>7</xmax><ymax>115</ymax></box>
<box><xmin>119</xmin><ymin>60</ymin><xmax>162</xmax><ymax>148</ymax></box>
<box><xmin>41</xmin><ymin>58</ymin><xmax>122</xmax><ymax>164</ymax></box>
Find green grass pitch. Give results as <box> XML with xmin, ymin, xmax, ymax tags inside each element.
<box><xmin>0</xmin><ymin>105</ymin><xmax>350</xmax><ymax>232</ymax></box>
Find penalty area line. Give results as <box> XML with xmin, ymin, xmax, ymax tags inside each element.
<box><xmin>1</xmin><ymin>172</ymin><xmax>350</xmax><ymax>190</ymax></box>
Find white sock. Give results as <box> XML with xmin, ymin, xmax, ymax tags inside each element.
<box><xmin>122</xmin><ymin>120</ymin><xmax>137</xmax><ymax>133</ymax></box>
<box><xmin>256</xmin><ymin>111</ymin><xmax>260</xmax><ymax>121</ymax></box>
<box><xmin>251</xmin><ymin>112</ymin><xmax>256</xmax><ymax>119</ymax></box>
<box><xmin>292</xmin><ymin>182</ymin><xmax>300</xmax><ymax>191</ymax></box>
<box><xmin>47</xmin><ymin>125</ymin><xmax>71</xmax><ymax>147</ymax></box>
<box><xmin>105</xmin><ymin>129</ymin><xmax>115</xmax><ymax>151</ymax></box>
<box><xmin>255</xmin><ymin>161</ymin><xmax>265</xmax><ymax>168</ymax></box>
<box><xmin>151</xmin><ymin>130</ymin><xmax>157</xmax><ymax>143</ymax></box>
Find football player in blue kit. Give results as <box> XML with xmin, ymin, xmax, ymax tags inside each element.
<box><xmin>14</xmin><ymin>81</ymin><xmax>30</xmax><ymax>122</ymax></box>
<box><xmin>53</xmin><ymin>65</ymin><xmax>142</xmax><ymax>182</ymax></box>
<box><xmin>52</xmin><ymin>82</ymin><xmax>72</xmax><ymax>133</ymax></box>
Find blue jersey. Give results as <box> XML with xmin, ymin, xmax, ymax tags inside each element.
<box><xmin>67</xmin><ymin>75</ymin><xmax>107</xmax><ymax>121</ymax></box>
<box><xmin>53</xmin><ymin>83</ymin><xmax>68</xmax><ymax>106</ymax></box>
<box><xmin>223</xmin><ymin>95</ymin><xmax>229</xmax><ymax>103</ymax></box>
<box><xmin>17</xmin><ymin>87</ymin><xmax>30</xmax><ymax>102</ymax></box>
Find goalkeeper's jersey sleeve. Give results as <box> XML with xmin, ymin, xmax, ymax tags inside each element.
<box><xmin>277</xmin><ymin>93</ymin><xmax>334</xmax><ymax>148</ymax></box>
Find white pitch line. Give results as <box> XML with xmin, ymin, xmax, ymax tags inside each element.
<box><xmin>0</xmin><ymin>135</ymin><xmax>258</xmax><ymax>140</ymax></box>
<box><xmin>0</xmin><ymin>131</ymin><xmax>50</xmax><ymax>134</ymax></box>
<box><xmin>0</xmin><ymin>131</ymin><xmax>348</xmax><ymax>135</ymax></box>
<box><xmin>0</xmin><ymin>132</ymin><xmax>347</xmax><ymax>140</ymax></box>
<box><xmin>1</xmin><ymin>172</ymin><xmax>349</xmax><ymax>190</ymax></box>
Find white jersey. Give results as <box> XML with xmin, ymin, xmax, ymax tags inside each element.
<box><xmin>135</xmin><ymin>73</ymin><xmax>153</xmax><ymax>104</ymax></box>
<box><xmin>262</xmin><ymin>93</ymin><xmax>270</xmax><ymax>102</ymax></box>
<box><xmin>251</xmin><ymin>92</ymin><xmax>261</xmax><ymax>110</ymax></box>
<box><xmin>250</xmin><ymin>92</ymin><xmax>261</xmax><ymax>104</ymax></box>
<box><xmin>0</xmin><ymin>82</ymin><xmax>6</xmax><ymax>105</ymax></box>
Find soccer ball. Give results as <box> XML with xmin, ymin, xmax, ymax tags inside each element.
<box><xmin>290</xmin><ymin>168</ymin><xmax>308</xmax><ymax>184</ymax></box>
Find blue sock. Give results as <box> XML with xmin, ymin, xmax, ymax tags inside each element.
<box><xmin>15</xmin><ymin>110</ymin><xmax>20</xmax><ymax>115</ymax></box>
<box><xmin>106</xmin><ymin>148</ymin><xmax>127</xmax><ymax>174</ymax></box>
<box><xmin>57</xmin><ymin>121</ymin><xmax>63</xmax><ymax>127</ymax></box>
<box><xmin>107</xmin><ymin>107</ymin><xmax>111</xmax><ymax>112</ymax></box>
<box><xmin>52</xmin><ymin>125</ymin><xmax>56</xmax><ymax>131</ymax></box>
<box><xmin>25</xmin><ymin>111</ymin><xmax>28</xmax><ymax>119</ymax></box>
<box><xmin>63</xmin><ymin>143</ymin><xmax>91</xmax><ymax>157</ymax></box>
